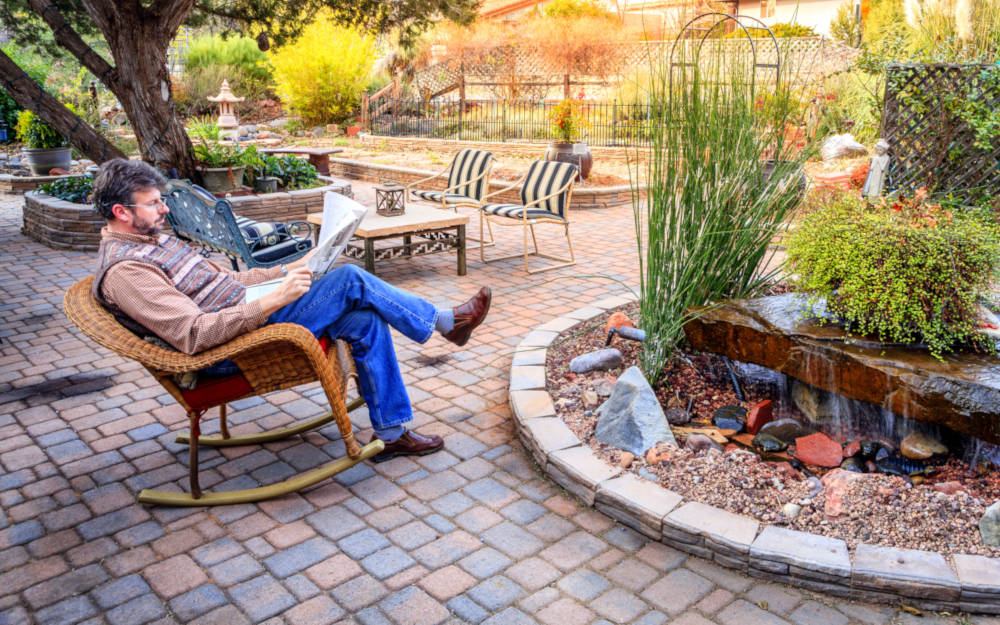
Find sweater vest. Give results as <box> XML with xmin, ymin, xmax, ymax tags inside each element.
<box><xmin>93</xmin><ymin>233</ymin><xmax>246</xmax><ymax>335</ymax></box>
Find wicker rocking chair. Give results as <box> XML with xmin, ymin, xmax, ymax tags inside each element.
<box><xmin>63</xmin><ymin>277</ymin><xmax>384</xmax><ymax>506</ymax></box>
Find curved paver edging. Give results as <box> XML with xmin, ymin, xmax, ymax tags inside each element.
<box><xmin>0</xmin><ymin>172</ymin><xmax>82</xmax><ymax>195</ymax></box>
<box><xmin>326</xmin><ymin>157</ymin><xmax>643</xmax><ymax>212</ymax></box>
<box><xmin>509</xmin><ymin>295</ymin><xmax>1000</xmax><ymax>615</ymax></box>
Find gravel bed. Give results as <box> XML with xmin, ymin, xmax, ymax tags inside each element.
<box><xmin>546</xmin><ymin>303</ymin><xmax>1000</xmax><ymax>557</ymax></box>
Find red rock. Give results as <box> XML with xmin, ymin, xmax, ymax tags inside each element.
<box><xmin>794</xmin><ymin>432</ymin><xmax>843</xmax><ymax>467</ymax></box>
<box><xmin>619</xmin><ymin>452</ymin><xmax>634</xmax><ymax>468</ymax></box>
<box><xmin>605</xmin><ymin>312</ymin><xmax>635</xmax><ymax>334</ymax></box>
<box><xmin>731</xmin><ymin>433</ymin><xmax>755</xmax><ymax>448</ymax></box>
<box><xmin>820</xmin><ymin>468</ymin><xmax>863</xmax><ymax>518</ymax></box>
<box><xmin>645</xmin><ymin>445</ymin><xmax>672</xmax><ymax>464</ymax></box>
<box><xmin>843</xmin><ymin>440</ymin><xmax>861</xmax><ymax>458</ymax></box>
<box><xmin>765</xmin><ymin>461</ymin><xmax>800</xmax><ymax>481</ymax></box>
<box><xmin>746</xmin><ymin>400</ymin><xmax>773</xmax><ymax>435</ymax></box>
<box><xmin>565</xmin><ymin>373</ymin><xmax>576</xmax><ymax>381</ymax></box>
<box><xmin>877</xmin><ymin>486</ymin><xmax>896</xmax><ymax>497</ymax></box>
<box><xmin>48</xmin><ymin>167</ymin><xmax>70</xmax><ymax>176</ymax></box>
<box><xmin>932</xmin><ymin>480</ymin><xmax>965</xmax><ymax>495</ymax></box>
<box><xmin>724</xmin><ymin>443</ymin><xmax>739</xmax><ymax>453</ymax></box>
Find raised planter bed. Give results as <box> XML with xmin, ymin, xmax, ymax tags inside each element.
<box><xmin>327</xmin><ymin>158</ymin><xmax>640</xmax><ymax>211</ymax></box>
<box><xmin>1</xmin><ymin>173</ymin><xmax>84</xmax><ymax>195</ymax></box>
<box><xmin>509</xmin><ymin>296</ymin><xmax>1000</xmax><ymax>615</ymax></box>
<box><xmin>21</xmin><ymin>176</ymin><xmax>353</xmax><ymax>252</ymax></box>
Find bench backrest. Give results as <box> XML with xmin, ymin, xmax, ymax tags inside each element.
<box><xmin>163</xmin><ymin>180</ymin><xmax>255</xmax><ymax>267</ymax></box>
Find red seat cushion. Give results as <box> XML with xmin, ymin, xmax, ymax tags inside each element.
<box><xmin>180</xmin><ymin>336</ymin><xmax>331</xmax><ymax>412</ymax></box>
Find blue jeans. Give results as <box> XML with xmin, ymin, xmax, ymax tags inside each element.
<box><xmin>267</xmin><ymin>264</ymin><xmax>437</xmax><ymax>431</ymax></box>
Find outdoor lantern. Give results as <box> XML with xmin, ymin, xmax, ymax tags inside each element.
<box><xmin>375</xmin><ymin>183</ymin><xmax>406</xmax><ymax>217</ymax></box>
<box><xmin>207</xmin><ymin>80</ymin><xmax>244</xmax><ymax>130</ymax></box>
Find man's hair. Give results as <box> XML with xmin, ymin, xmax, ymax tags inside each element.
<box><xmin>92</xmin><ymin>158</ymin><xmax>167</xmax><ymax>220</ymax></box>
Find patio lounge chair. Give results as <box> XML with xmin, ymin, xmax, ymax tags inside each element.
<box><xmin>406</xmin><ymin>149</ymin><xmax>495</xmax><ymax>212</ymax></box>
<box><xmin>63</xmin><ymin>277</ymin><xmax>384</xmax><ymax>506</ymax></box>
<box><xmin>164</xmin><ymin>180</ymin><xmax>313</xmax><ymax>271</ymax></box>
<box><xmin>479</xmin><ymin>160</ymin><xmax>579</xmax><ymax>274</ymax></box>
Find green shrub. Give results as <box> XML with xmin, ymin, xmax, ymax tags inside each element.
<box><xmin>814</xmin><ymin>70</ymin><xmax>883</xmax><ymax>144</ymax></box>
<box><xmin>786</xmin><ymin>192</ymin><xmax>1000</xmax><ymax>358</ymax></box>
<box><xmin>15</xmin><ymin>109</ymin><xmax>66</xmax><ymax>149</ymax></box>
<box><xmin>723</xmin><ymin>23</ymin><xmax>817</xmax><ymax>38</ymax></box>
<box><xmin>174</xmin><ymin>35</ymin><xmax>274</xmax><ymax>117</ymax></box>
<box><xmin>39</xmin><ymin>175</ymin><xmax>93</xmax><ymax>203</ymax></box>
<box><xmin>255</xmin><ymin>155</ymin><xmax>319</xmax><ymax>189</ymax></box>
<box><xmin>543</xmin><ymin>0</ymin><xmax>615</xmax><ymax>19</ymax></box>
<box><xmin>268</xmin><ymin>12</ymin><xmax>377</xmax><ymax>125</ymax></box>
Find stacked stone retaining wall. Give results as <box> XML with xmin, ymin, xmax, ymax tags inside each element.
<box><xmin>361</xmin><ymin>134</ymin><xmax>648</xmax><ymax>164</ymax></box>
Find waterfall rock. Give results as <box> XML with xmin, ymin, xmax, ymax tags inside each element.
<box><xmin>570</xmin><ymin>349</ymin><xmax>623</xmax><ymax>374</ymax></box>
<box><xmin>981</xmin><ymin>501</ymin><xmax>1000</xmax><ymax>548</ymax></box>
<box><xmin>747</xmin><ymin>399</ymin><xmax>774</xmax><ymax>434</ymax></box>
<box><xmin>758</xmin><ymin>419</ymin><xmax>816</xmax><ymax>444</ymax></box>
<box><xmin>683</xmin><ymin>293</ymin><xmax>1000</xmax><ymax>445</ymax></box>
<box><xmin>794</xmin><ymin>432</ymin><xmax>843</xmax><ymax>467</ymax></box>
<box><xmin>899</xmin><ymin>432</ymin><xmax>947</xmax><ymax>460</ymax></box>
<box><xmin>791</xmin><ymin>380</ymin><xmax>837</xmax><ymax>425</ymax></box>
<box><xmin>595</xmin><ymin>366</ymin><xmax>677</xmax><ymax>456</ymax></box>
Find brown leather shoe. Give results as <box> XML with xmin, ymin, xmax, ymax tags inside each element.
<box><xmin>370</xmin><ymin>430</ymin><xmax>444</xmax><ymax>463</ymax></box>
<box><xmin>441</xmin><ymin>286</ymin><xmax>492</xmax><ymax>347</ymax></box>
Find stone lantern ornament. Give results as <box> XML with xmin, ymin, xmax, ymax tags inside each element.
<box><xmin>207</xmin><ymin>80</ymin><xmax>244</xmax><ymax>130</ymax></box>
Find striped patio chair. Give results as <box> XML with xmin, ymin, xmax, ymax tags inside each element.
<box><xmin>406</xmin><ymin>149</ymin><xmax>495</xmax><ymax>212</ymax></box>
<box><xmin>479</xmin><ymin>160</ymin><xmax>578</xmax><ymax>274</ymax></box>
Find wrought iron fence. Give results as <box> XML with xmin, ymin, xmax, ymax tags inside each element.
<box><xmin>367</xmin><ymin>99</ymin><xmax>655</xmax><ymax>147</ymax></box>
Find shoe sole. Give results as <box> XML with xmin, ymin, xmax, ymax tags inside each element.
<box><xmin>454</xmin><ymin>288</ymin><xmax>492</xmax><ymax>347</ymax></box>
<box><xmin>369</xmin><ymin>445</ymin><xmax>443</xmax><ymax>463</ymax></box>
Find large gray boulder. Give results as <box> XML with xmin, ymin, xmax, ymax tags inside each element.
<box><xmin>981</xmin><ymin>501</ymin><xmax>1000</xmax><ymax>548</ymax></box>
<box><xmin>595</xmin><ymin>366</ymin><xmax>677</xmax><ymax>456</ymax></box>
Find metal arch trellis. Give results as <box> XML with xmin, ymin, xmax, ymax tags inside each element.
<box><xmin>668</xmin><ymin>13</ymin><xmax>782</xmax><ymax>100</ymax></box>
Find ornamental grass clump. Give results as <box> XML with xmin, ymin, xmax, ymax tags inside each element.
<box><xmin>786</xmin><ymin>191</ymin><xmax>1000</xmax><ymax>359</ymax></box>
<box><xmin>629</xmin><ymin>33</ymin><xmax>815</xmax><ymax>382</ymax></box>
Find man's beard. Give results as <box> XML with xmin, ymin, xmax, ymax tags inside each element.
<box><xmin>133</xmin><ymin>215</ymin><xmax>163</xmax><ymax>236</ymax></box>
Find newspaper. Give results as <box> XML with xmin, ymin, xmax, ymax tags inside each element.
<box><xmin>245</xmin><ymin>191</ymin><xmax>367</xmax><ymax>304</ymax></box>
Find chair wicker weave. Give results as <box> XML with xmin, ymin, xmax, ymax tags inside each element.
<box><xmin>63</xmin><ymin>276</ymin><xmax>384</xmax><ymax>506</ymax></box>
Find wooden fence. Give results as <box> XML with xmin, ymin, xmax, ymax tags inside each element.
<box><xmin>881</xmin><ymin>63</ymin><xmax>1000</xmax><ymax>200</ymax></box>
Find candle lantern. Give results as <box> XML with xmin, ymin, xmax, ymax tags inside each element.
<box><xmin>207</xmin><ymin>80</ymin><xmax>244</xmax><ymax>130</ymax></box>
<box><xmin>375</xmin><ymin>183</ymin><xmax>406</xmax><ymax>217</ymax></box>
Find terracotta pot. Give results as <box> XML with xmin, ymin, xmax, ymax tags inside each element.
<box><xmin>346</xmin><ymin>126</ymin><xmax>362</xmax><ymax>137</ymax></box>
<box><xmin>23</xmin><ymin>147</ymin><xmax>72</xmax><ymax>176</ymax></box>
<box><xmin>544</xmin><ymin>141</ymin><xmax>592</xmax><ymax>180</ymax></box>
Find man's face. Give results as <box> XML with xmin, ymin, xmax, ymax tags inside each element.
<box><xmin>119</xmin><ymin>187</ymin><xmax>168</xmax><ymax>236</ymax></box>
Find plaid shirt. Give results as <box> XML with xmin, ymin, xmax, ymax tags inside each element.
<box><xmin>97</xmin><ymin>228</ymin><xmax>283</xmax><ymax>355</ymax></box>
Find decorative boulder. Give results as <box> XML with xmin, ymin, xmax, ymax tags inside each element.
<box><xmin>980</xmin><ymin>501</ymin><xmax>1000</xmax><ymax>548</ymax></box>
<box><xmin>794</xmin><ymin>432</ymin><xmax>843</xmax><ymax>467</ymax></box>
<box><xmin>569</xmin><ymin>348</ymin><xmax>623</xmax><ymax>374</ymax></box>
<box><xmin>595</xmin><ymin>366</ymin><xmax>677</xmax><ymax>456</ymax></box>
<box><xmin>900</xmin><ymin>432</ymin><xmax>947</xmax><ymax>460</ymax></box>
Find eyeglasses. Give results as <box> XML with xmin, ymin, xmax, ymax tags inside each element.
<box><xmin>120</xmin><ymin>198</ymin><xmax>167</xmax><ymax>210</ymax></box>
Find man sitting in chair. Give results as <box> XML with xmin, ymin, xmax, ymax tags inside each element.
<box><xmin>90</xmin><ymin>158</ymin><xmax>491</xmax><ymax>463</ymax></box>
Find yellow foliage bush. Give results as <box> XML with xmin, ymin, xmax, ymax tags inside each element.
<box><xmin>268</xmin><ymin>14</ymin><xmax>376</xmax><ymax>125</ymax></box>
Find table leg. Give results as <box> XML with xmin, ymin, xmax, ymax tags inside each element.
<box><xmin>364</xmin><ymin>239</ymin><xmax>376</xmax><ymax>274</ymax></box>
<box><xmin>311</xmin><ymin>155</ymin><xmax>331</xmax><ymax>176</ymax></box>
<box><xmin>403</xmin><ymin>235</ymin><xmax>413</xmax><ymax>257</ymax></box>
<box><xmin>457</xmin><ymin>225</ymin><xmax>467</xmax><ymax>276</ymax></box>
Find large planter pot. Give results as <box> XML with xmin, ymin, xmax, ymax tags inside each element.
<box><xmin>253</xmin><ymin>176</ymin><xmax>279</xmax><ymax>193</ymax></box>
<box><xmin>200</xmin><ymin>165</ymin><xmax>245</xmax><ymax>193</ymax></box>
<box><xmin>544</xmin><ymin>141</ymin><xmax>592</xmax><ymax>181</ymax></box>
<box><xmin>23</xmin><ymin>147</ymin><xmax>72</xmax><ymax>176</ymax></box>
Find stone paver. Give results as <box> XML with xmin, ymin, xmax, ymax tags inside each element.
<box><xmin>0</xmin><ymin>187</ymin><xmax>986</xmax><ymax>625</ymax></box>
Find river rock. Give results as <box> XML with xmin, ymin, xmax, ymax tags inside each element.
<box><xmin>595</xmin><ymin>366</ymin><xmax>677</xmax><ymax>455</ymax></box>
<box><xmin>791</xmin><ymin>380</ymin><xmax>838</xmax><ymax>425</ymax></box>
<box><xmin>310</xmin><ymin>126</ymin><xmax>325</xmax><ymax>137</ymax></box>
<box><xmin>605</xmin><ymin>312</ymin><xmax>635</xmax><ymax>334</ymax></box>
<box><xmin>746</xmin><ymin>399</ymin><xmax>773</xmax><ymax>434</ymax></box>
<box><xmin>821</xmin><ymin>468</ymin><xmax>863</xmax><ymax>518</ymax></box>
<box><xmin>840</xmin><ymin>457</ymin><xmax>866</xmax><ymax>473</ymax></box>
<box><xmin>933</xmin><ymin>480</ymin><xmax>965</xmax><ymax>495</ymax></box>
<box><xmin>752</xmin><ymin>433</ymin><xmax>787</xmax><ymax>452</ymax></box>
<box><xmin>686</xmin><ymin>433</ymin><xmax>722</xmax><ymax>453</ymax></box>
<box><xmin>570</xmin><ymin>349</ymin><xmax>623</xmax><ymax>374</ymax></box>
<box><xmin>712</xmin><ymin>405</ymin><xmax>746</xmax><ymax>433</ymax></box>
<box><xmin>665</xmin><ymin>408</ymin><xmax>690</xmax><ymax>425</ymax></box>
<box><xmin>581</xmin><ymin>390</ymin><xmax>599</xmax><ymax>409</ymax></box>
<box><xmin>900</xmin><ymin>432</ymin><xmax>947</xmax><ymax>460</ymax></box>
<box><xmin>843</xmin><ymin>440</ymin><xmax>861</xmax><ymax>458</ymax></box>
<box><xmin>781</xmin><ymin>503</ymin><xmax>802</xmax><ymax>519</ymax></box>
<box><xmin>593</xmin><ymin>378</ymin><xmax>616</xmax><ymax>397</ymax></box>
<box><xmin>794</xmin><ymin>432</ymin><xmax>843</xmax><ymax>467</ymax></box>
<box><xmin>758</xmin><ymin>419</ymin><xmax>815</xmax><ymax>444</ymax></box>
<box><xmin>981</xmin><ymin>501</ymin><xmax>1000</xmax><ymax>548</ymax></box>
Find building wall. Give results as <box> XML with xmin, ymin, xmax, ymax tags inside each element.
<box><xmin>736</xmin><ymin>0</ymin><xmax>845</xmax><ymax>35</ymax></box>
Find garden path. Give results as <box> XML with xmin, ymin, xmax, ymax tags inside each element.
<box><xmin>0</xmin><ymin>187</ymin><xmax>995</xmax><ymax>625</ymax></box>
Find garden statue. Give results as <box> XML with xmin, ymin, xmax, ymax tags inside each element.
<box><xmin>207</xmin><ymin>80</ymin><xmax>244</xmax><ymax>130</ymax></box>
<box><xmin>862</xmin><ymin>139</ymin><xmax>891</xmax><ymax>198</ymax></box>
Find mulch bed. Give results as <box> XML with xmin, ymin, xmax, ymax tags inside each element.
<box><xmin>545</xmin><ymin>302</ymin><xmax>1000</xmax><ymax>557</ymax></box>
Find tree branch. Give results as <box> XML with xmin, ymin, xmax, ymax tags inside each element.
<box><xmin>25</xmin><ymin>0</ymin><xmax>118</xmax><ymax>88</ymax></box>
<box><xmin>149</xmin><ymin>0</ymin><xmax>199</xmax><ymax>40</ymax></box>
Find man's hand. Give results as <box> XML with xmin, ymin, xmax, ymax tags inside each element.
<box><xmin>258</xmin><ymin>266</ymin><xmax>313</xmax><ymax>315</ymax></box>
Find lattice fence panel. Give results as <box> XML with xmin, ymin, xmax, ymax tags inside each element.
<box><xmin>881</xmin><ymin>63</ymin><xmax>1000</xmax><ymax>199</ymax></box>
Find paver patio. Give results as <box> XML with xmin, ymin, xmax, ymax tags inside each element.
<box><xmin>0</xmin><ymin>185</ymin><xmax>997</xmax><ymax>625</ymax></box>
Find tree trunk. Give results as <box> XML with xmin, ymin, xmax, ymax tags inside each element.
<box><xmin>0</xmin><ymin>51</ymin><xmax>124</xmax><ymax>164</ymax></box>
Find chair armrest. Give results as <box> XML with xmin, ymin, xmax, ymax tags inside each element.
<box><xmin>482</xmin><ymin>173</ymin><xmax>526</xmax><ymax>202</ymax></box>
<box><xmin>404</xmin><ymin>165</ymin><xmax>450</xmax><ymax>193</ymax></box>
<box><xmin>285</xmin><ymin>221</ymin><xmax>314</xmax><ymax>241</ymax></box>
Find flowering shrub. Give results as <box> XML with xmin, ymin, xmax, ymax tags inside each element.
<box><xmin>849</xmin><ymin>161</ymin><xmax>870</xmax><ymax>188</ymax></box>
<box><xmin>786</xmin><ymin>190</ymin><xmax>1000</xmax><ymax>358</ymax></box>
<box><xmin>550</xmin><ymin>98</ymin><xmax>588</xmax><ymax>143</ymax></box>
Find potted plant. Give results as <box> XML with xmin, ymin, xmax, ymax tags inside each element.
<box><xmin>189</xmin><ymin>118</ymin><xmax>247</xmax><ymax>192</ymax></box>
<box><xmin>545</xmin><ymin>98</ymin><xmax>592</xmax><ymax>180</ymax></box>
<box><xmin>15</xmin><ymin>110</ymin><xmax>72</xmax><ymax>175</ymax></box>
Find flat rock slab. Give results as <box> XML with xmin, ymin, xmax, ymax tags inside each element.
<box><xmin>953</xmin><ymin>554</ymin><xmax>1000</xmax><ymax>597</ymax></box>
<box><xmin>665</xmin><ymin>502</ymin><xmax>759</xmax><ymax>555</ymax></box>
<box><xmin>595</xmin><ymin>473</ymin><xmax>683</xmax><ymax>536</ymax></box>
<box><xmin>683</xmin><ymin>294</ymin><xmax>1000</xmax><ymax>444</ymax></box>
